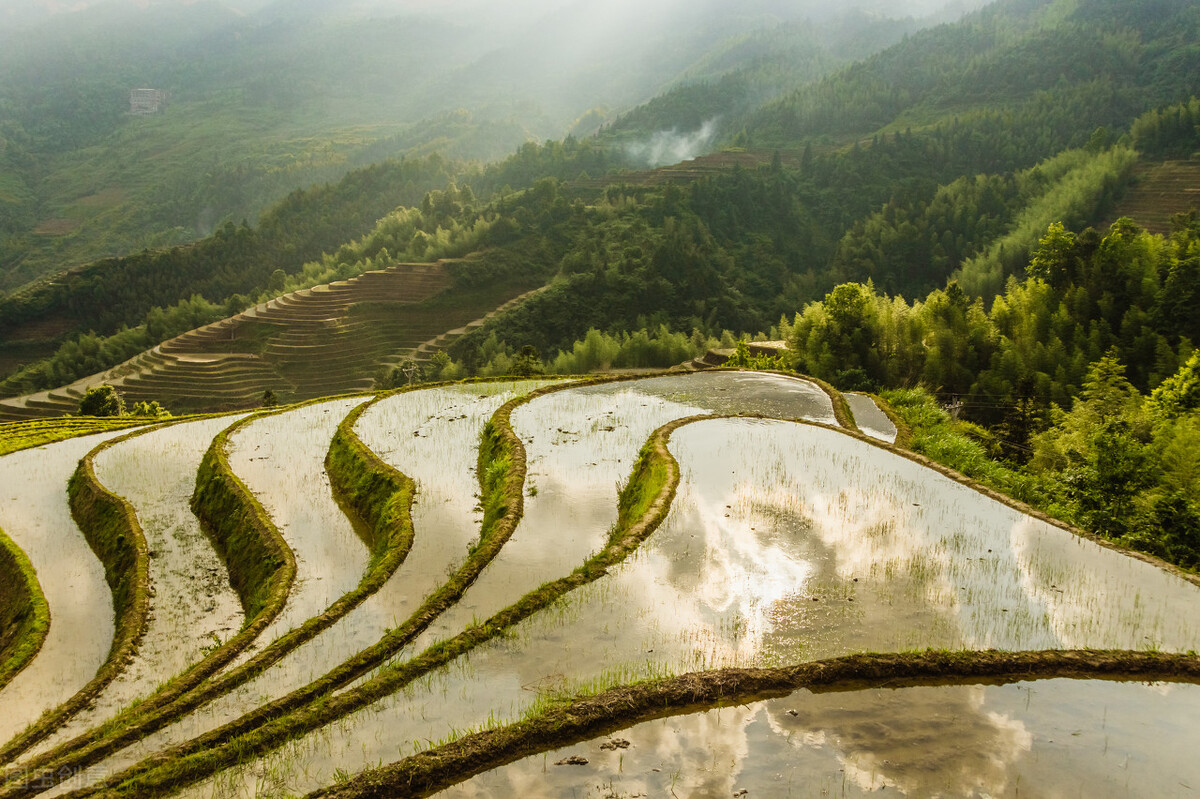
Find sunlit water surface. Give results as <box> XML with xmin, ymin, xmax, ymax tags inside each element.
<box><xmin>444</xmin><ymin>679</ymin><xmax>1200</xmax><ymax>799</ymax></box>
<box><xmin>0</xmin><ymin>432</ymin><xmax>126</xmax><ymax>744</ymax></box>
<box><xmin>30</xmin><ymin>416</ymin><xmax>246</xmax><ymax>755</ymax></box>
<box><xmin>200</xmin><ymin>413</ymin><xmax>1200</xmax><ymax>797</ymax></box>
<box><xmin>844</xmin><ymin>392</ymin><xmax>897</xmax><ymax>443</ymax></box>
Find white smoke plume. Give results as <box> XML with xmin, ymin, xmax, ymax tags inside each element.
<box><xmin>625</xmin><ymin>118</ymin><xmax>720</xmax><ymax>168</ymax></box>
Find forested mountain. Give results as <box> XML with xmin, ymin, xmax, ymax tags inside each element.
<box><xmin>4</xmin><ymin>0</ymin><xmax>1199</xmax><ymax>401</ymax></box>
<box><xmin>0</xmin><ymin>0</ymin><xmax>965</xmax><ymax>291</ymax></box>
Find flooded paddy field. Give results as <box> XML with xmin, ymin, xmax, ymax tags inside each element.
<box><xmin>377</xmin><ymin>371</ymin><xmax>836</xmax><ymax>667</ymax></box>
<box><xmin>184</xmin><ymin>381</ymin><xmax>1200</xmax><ymax>798</ymax></box>
<box><xmin>30</xmin><ymin>417</ymin><xmax>246</xmax><ymax>752</ymax></box>
<box><xmin>221</xmin><ymin>397</ymin><xmax>371</xmax><ymax>663</ymax></box>
<box><xmin>0</xmin><ymin>432</ymin><xmax>127</xmax><ymax>744</ymax></box>
<box><xmin>99</xmin><ymin>383</ymin><xmax>551</xmax><ymax>772</ymax></box>
<box><xmin>174</xmin><ymin>374</ymin><xmax>838</xmax><ymax>796</ymax></box>
<box><xmin>844</xmin><ymin>392</ymin><xmax>897</xmax><ymax>443</ymax></box>
<box><xmin>10</xmin><ymin>373</ymin><xmax>1200</xmax><ymax>799</ymax></box>
<box><xmin>65</xmin><ymin>383</ymin><xmax>568</xmax><ymax>788</ymax></box>
<box><xmin>444</xmin><ymin>679</ymin><xmax>1200</xmax><ymax>799</ymax></box>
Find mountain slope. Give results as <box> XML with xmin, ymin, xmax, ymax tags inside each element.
<box><xmin>0</xmin><ymin>0</ymin><xmax>972</xmax><ymax>289</ymax></box>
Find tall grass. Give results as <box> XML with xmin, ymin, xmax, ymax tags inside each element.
<box><xmin>882</xmin><ymin>386</ymin><xmax>1044</xmax><ymax>506</ymax></box>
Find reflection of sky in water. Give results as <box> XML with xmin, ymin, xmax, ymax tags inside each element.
<box><xmin>37</xmin><ymin>416</ymin><xmax>246</xmax><ymax>752</ymax></box>
<box><xmin>101</xmin><ymin>384</ymin><xmax>542</xmax><ymax>776</ymax></box>
<box><xmin>0</xmin><ymin>431</ymin><xmax>125</xmax><ymax>744</ymax></box>
<box><xmin>448</xmin><ymin>679</ymin><xmax>1200</xmax><ymax>798</ymax></box>
<box><xmin>174</xmin><ymin>387</ymin><xmax>1200</xmax><ymax>798</ymax></box>
<box><xmin>400</xmin><ymin>383</ymin><xmax>711</xmax><ymax>658</ymax></box>
<box><xmin>582</xmin><ymin>370</ymin><xmax>837</xmax><ymax>424</ymax></box>
<box><xmin>844</xmin><ymin>392</ymin><xmax>897</xmax><ymax>443</ymax></box>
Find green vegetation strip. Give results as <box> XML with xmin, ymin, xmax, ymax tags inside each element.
<box><xmin>0</xmin><ymin>526</ymin><xmax>50</xmax><ymax>695</ymax></box>
<box><xmin>313</xmin><ymin>649</ymin><xmax>1200</xmax><ymax>799</ymax></box>
<box><xmin>0</xmin><ymin>417</ymin><xmax>152</xmax><ymax>457</ymax></box>
<box><xmin>64</xmin><ymin>378</ymin><xmax>683</xmax><ymax>799</ymax></box>
<box><xmin>189</xmin><ymin>417</ymin><xmax>296</xmax><ymax>622</ymax></box>
<box><xmin>324</xmin><ymin>398</ymin><xmax>416</xmax><ymax>564</ymax></box>
<box><xmin>3</xmin><ymin>395</ymin><xmax>416</xmax><ymax>795</ymax></box>
<box><xmin>0</xmin><ymin>427</ymin><xmax>154</xmax><ymax>764</ymax></box>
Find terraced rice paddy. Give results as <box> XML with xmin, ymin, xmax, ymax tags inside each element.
<box><xmin>0</xmin><ymin>432</ymin><xmax>127</xmax><ymax>743</ymax></box>
<box><xmin>221</xmin><ymin>398</ymin><xmax>372</xmax><ymax>655</ymax></box>
<box><xmin>447</xmin><ymin>680</ymin><xmax>1200</xmax><ymax>798</ymax></box>
<box><xmin>0</xmin><ymin>371</ymin><xmax>1197</xmax><ymax>799</ymax></box>
<box><xmin>844</xmin><ymin>392</ymin><xmax>897</xmax><ymax>444</ymax></box>
<box><xmin>32</xmin><ymin>417</ymin><xmax>246</xmax><ymax>751</ymax></box>
<box><xmin>94</xmin><ymin>383</ymin><xmax>553</xmax><ymax>769</ymax></box>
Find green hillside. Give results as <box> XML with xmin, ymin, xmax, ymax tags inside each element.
<box><xmin>0</xmin><ymin>0</ymin><xmax>958</xmax><ymax>291</ymax></box>
<box><xmin>6</xmin><ymin>0</ymin><xmax>1200</xmax><ymax>404</ymax></box>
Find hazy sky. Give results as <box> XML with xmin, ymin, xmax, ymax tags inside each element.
<box><xmin>0</xmin><ymin>0</ymin><xmax>981</xmax><ymax>29</ymax></box>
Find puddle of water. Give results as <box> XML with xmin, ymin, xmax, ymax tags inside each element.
<box><xmin>443</xmin><ymin>679</ymin><xmax>1200</xmax><ymax>799</ymax></box>
<box><xmin>221</xmin><ymin>398</ymin><xmax>371</xmax><ymax>665</ymax></box>
<box><xmin>29</xmin><ymin>417</ymin><xmax>247</xmax><ymax>754</ymax></box>
<box><xmin>0</xmin><ymin>432</ymin><xmax>126</xmax><ymax>744</ymax></box>
<box><xmin>196</xmin><ymin>415</ymin><xmax>1200</xmax><ymax>796</ymax></box>
<box><xmin>845</xmin><ymin>392</ymin><xmax>896</xmax><ymax>443</ymax></box>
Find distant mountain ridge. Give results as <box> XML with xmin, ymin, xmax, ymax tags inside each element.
<box><xmin>0</xmin><ymin>0</ymin><xmax>975</xmax><ymax>290</ymax></box>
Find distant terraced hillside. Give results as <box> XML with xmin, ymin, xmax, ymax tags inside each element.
<box><xmin>0</xmin><ymin>262</ymin><xmax>538</xmax><ymax>420</ymax></box>
<box><xmin>1105</xmin><ymin>160</ymin><xmax>1200</xmax><ymax>234</ymax></box>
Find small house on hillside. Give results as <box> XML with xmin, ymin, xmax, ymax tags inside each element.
<box><xmin>129</xmin><ymin>88</ymin><xmax>167</xmax><ymax>115</ymax></box>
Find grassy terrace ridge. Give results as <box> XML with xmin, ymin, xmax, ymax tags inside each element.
<box><xmin>0</xmin><ymin>418</ymin><xmax>153</xmax><ymax>457</ymax></box>
<box><xmin>314</xmin><ymin>649</ymin><xmax>1200</xmax><ymax>799</ymax></box>
<box><xmin>0</xmin><ymin>526</ymin><xmax>50</xmax><ymax>695</ymax></box>
<box><xmin>101</xmin><ymin>404</ymin><xmax>1200</xmax><ymax>799</ymax></box>
<box><xmin>189</xmin><ymin>408</ymin><xmax>297</xmax><ymax>640</ymax></box>
<box><xmin>52</xmin><ymin>374</ymin><xmax>674</xmax><ymax>798</ymax></box>
<box><xmin>802</xmin><ymin>372</ymin><xmax>857</xmax><ymax>432</ymax></box>
<box><xmin>0</xmin><ymin>426</ymin><xmax>156</xmax><ymax>765</ymax></box>
<box><xmin>325</xmin><ymin>396</ymin><xmax>417</xmax><ymax>564</ymax></box>
<box><xmin>0</xmin><ymin>393</ymin><xmax>414</xmax><ymax>795</ymax></box>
